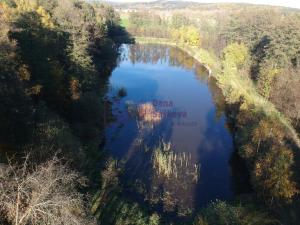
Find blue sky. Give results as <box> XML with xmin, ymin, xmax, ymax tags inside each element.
<box><xmin>107</xmin><ymin>0</ymin><xmax>300</xmax><ymax>9</ymax></box>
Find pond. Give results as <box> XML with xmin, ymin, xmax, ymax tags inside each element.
<box><xmin>104</xmin><ymin>44</ymin><xmax>235</xmax><ymax>218</ymax></box>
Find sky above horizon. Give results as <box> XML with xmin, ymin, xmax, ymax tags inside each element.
<box><xmin>107</xmin><ymin>0</ymin><xmax>300</xmax><ymax>9</ymax></box>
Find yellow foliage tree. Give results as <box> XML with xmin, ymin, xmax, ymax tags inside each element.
<box><xmin>0</xmin><ymin>3</ymin><xmax>10</xmax><ymax>38</ymax></box>
<box><xmin>15</xmin><ymin>0</ymin><xmax>37</xmax><ymax>12</ymax></box>
<box><xmin>241</xmin><ymin>116</ymin><xmax>299</xmax><ymax>203</ymax></box>
<box><xmin>184</xmin><ymin>26</ymin><xmax>201</xmax><ymax>46</ymax></box>
<box><xmin>36</xmin><ymin>6</ymin><xmax>54</xmax><ymax>28</ymax></box>
<box><xmin>0</xmin><ymin>2</ymin><xmax>13</xmax><ymax>21</ymax></box>
<box><xmin>15</xmin><ymin>0</ymin><xmax>54</xmax><ymax>28</ymax></box>
<box><xmin>223</xmin><ymin>42</ymin><xmax>249</xmax><ymax>67</ymax></box>
<box><xmin>254</xmin><ymin>146</ymin><xmax>298</xmax><ymax>202</ymax></box>
<box><xmin>171</xmin><ymin>28</ymin><xmax>181</xmax><ymax>42</ymax></box>
<box><xmin>171</xmin><ymin>26</ymin><xmax>201</xmax><ymax>47</ymax></box>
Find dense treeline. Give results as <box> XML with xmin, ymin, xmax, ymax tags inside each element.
<box><xmin>0</xmin><ymin>0</ymin><xmax>128</xmax><ymax>224</ymax></box>
<box><xmin>126</xmin><ymin>11</ymin><xmax>201</xmax><ymax>46</ymax></box>
<box><xmin>121</xmin><ymin>5</ymin><xmax>300</xmax><ymax>225</ymax></box>
<box><xmin>220</xmin><ymin>43</ymin><xmax>299</xmax><ymax>207</ymax></box>
<box><xmin>0</xmin><ymin>0</ymin><xmax>133</xmax><ymax>163</ymax></box>
<box><xmin>214</xmin><ymin>8</ymin><xmax>300</xmax><ymax>207</ymax></box>
<box><xmin>222</xmin><ymin>9</ymin><xmax>300</xmax><ymax>125</ymax></box>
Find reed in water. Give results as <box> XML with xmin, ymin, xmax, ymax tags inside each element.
<box><xmin>151</xmin><ymin>140</ymin><xmax>200</xmax><ymax>182</ymax></box>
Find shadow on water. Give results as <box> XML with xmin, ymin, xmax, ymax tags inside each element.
<box><xmin>103</xmin><ymin>43</ymin><xmax>251</xmax><ymax>223</ymax></box>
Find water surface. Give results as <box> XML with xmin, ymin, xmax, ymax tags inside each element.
<box><xmin>105</xmin><ymin>44</ymin><xmax>234</xmax><ymax>217</ymax></box>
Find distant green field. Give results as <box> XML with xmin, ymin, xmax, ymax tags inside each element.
<box><xmin>120</xmin><ymin>14</ymin><xmax>129</xmax><ymax>28</ymax></box>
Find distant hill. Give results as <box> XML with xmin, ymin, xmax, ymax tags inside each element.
<box><xmin>108</xmin><ymin>0</ymin><xmax>216</xmax><ymax>9</ymax></box>
<box><xmin>106</xmin><ymin>0</ymin><xmax>300</xmax><ymax>12</ymax></box>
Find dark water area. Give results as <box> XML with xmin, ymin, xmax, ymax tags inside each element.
<box><xmin>104</xmin><ymin>44</ymin><xmax>236</xmax><ymax>218</ymax></box>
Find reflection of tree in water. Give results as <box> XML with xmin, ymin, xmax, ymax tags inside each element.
<box><xmin>129</xmin><ymin>44</ymin><xmax>169</xmax><ymax>65</ymax></box>
<box><xmin>194</xmin><ymin>62</ymin><xmax>209</xmax><ymax>81</ymax></box>
<box><xmin>128</xmin><ymin>44</ymin><xmax>207</xmax><ymax>73</ymax></box>
<box><xmin>169</xmin><ymin>47</ymin><xmax>195</xmax><ymax>70</ymax></box>
<box><xmin>208</xmin><ymin>77</ymin><xmax>227</xmax><ymax>121</ymax></box>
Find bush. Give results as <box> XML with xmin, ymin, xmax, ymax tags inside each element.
<box><xmin>193</xmin><ymin>200</ymin><xmax>277</xmax><ymax>225</ymax></box>
<box><xmin>0</xmin><ymin>155</ymin><xmax>95</xmax><ymax>225</ymax></box>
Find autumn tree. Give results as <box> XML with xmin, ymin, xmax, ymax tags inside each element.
<box><xmin>254</xmin><ymin>146</ymin><xmax>298</xmax><ymax>202</ymax></box>
<box><xmin>171</xmin><ymin>26</ymin><xmax>201</xmax><ymax>47</ymax></box>
<box><xmin>223</xmin><ymin>42</ymin><xmax>249</xmax><ymax>68</ymax></box>
<box><xmin>239</xmin><ymin>114</ymin><xmax>299</xmax><ymax>203</ymax></box>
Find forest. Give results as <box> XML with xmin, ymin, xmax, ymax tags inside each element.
<box><xmin>0</xmin><ymin>0</ymin><xmax>130</xmax><ymax>224</ymax></box>
<box><xmin>1</xmin><ymin>0</ymin><xmax>300</xmax><ymax>225</ymax></box>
